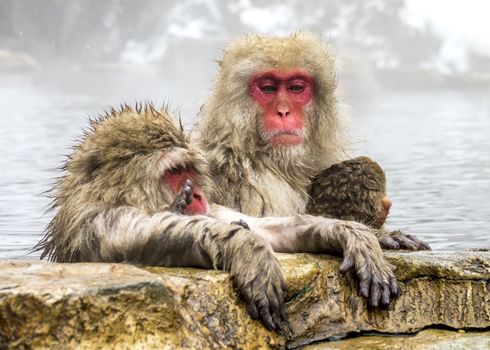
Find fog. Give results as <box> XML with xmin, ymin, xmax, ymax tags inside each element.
<box><xmin>1</xmin><ymin>0</ymin><xmax>489</xmax><ymax>258</ymax></box>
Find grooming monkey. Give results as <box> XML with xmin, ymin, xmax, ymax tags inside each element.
<box><xmin>308</xmin><ymin>157</ymin><xmax>430</xmax><ymax>250</ymax></box>
<box><xmin>36</xmin><ymin>105</ymin><xmax>399</xmax><ymax>331</ymax></box>
<box><xmin>195</xmin><ymin>32</ymin><xmax>430</xmax><ymax>250</ymax></box>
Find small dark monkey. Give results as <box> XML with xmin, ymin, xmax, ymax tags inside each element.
<box><xmin>308</xmin><ymin>157</ymin><xmax>430</xmax><ymax>250</ymax></box>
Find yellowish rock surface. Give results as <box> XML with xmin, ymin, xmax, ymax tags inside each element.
<box><xmin>0</xmin><ymin>251</ymin><xmax>488</xmax><ymax>349</ymax></box>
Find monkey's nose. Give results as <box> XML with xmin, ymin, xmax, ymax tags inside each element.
<box><xmin>381</xmin><ymin>197</ymin><xmax>392</xmax><ymax>214</ymax></box>
<box><xmin>277</xmin><ymin>101</ymin><xmax>290</xmax><ymax>118</ymax></box>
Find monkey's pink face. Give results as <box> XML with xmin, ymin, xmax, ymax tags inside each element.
<box><xmin>162</xmin><ymin>164</ymin><xmax>208</xmax><ymax>215</ymax></box>
<box><xmin>250</xmin><ymin>69</ymin><xmax>313</xmax><ymax>146</ymax></box>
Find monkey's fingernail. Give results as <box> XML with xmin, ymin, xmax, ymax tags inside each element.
<box><xmin>246</xmin><ymin>302</ymin><xmax>259</xmax><ymax>319</ymax></box>
<box><xmin>359</xmin><ymin>280</ymin><xmax>369</xmax><ymax>298</ymax></box>
<box><xmin>339</xmin><ymin>256</ymin><xmax>354</xmax><ymax>273</ymax></box>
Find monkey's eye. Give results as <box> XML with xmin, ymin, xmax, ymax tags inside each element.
<box><xmin>260</xmin><ymin>85</ymin><xmax>277</xmax><ymax>94</ymax></box>
<box><xmin>169</xmin><ymin>167</ymin><xmax>181</xmax><ymax>175</ymax></box>
<box><xmin>289</xmin><ymin>85</ymin><xmax>305</xmax><ymax>93</ymax></box>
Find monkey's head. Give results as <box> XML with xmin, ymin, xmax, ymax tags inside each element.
<box><xmin>198</xmin><ymin>32</ymin><xmax>345</xmax><ymax>170</ymax></box>
<box><xmin>60</xmin><ymin>104</ymin><xmax>212</xmax><ymax>215</ymax></box>
<box><xmin>308</xmin><ymin>157</ymin><xmax>392</xmax><ymax>229</ymax></box>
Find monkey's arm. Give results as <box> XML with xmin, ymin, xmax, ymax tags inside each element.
<box><xmin>89</xmin><ymin>206</ymin><xmax>287</xmax><ymax>330</ymax></box>
<box><xmin>373</xmin><ymin>228</ymin><xmax>431</xmax><ymax>250</ymax></box>
<box><xmin>211</xmin><ymin>206</ymin><xmax>399</xmax><ymax>308</ymax></box>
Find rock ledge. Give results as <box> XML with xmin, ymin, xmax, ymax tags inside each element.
<box><xmin>0</xmin><ymin>251</ymin><xmax>489</xmax><ymax>349</ymax></box>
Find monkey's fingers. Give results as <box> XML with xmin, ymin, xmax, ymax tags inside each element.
<box><xmin>169</xmin><ymin>198</ymin><xmax>187</xmax><ymax>214</ymax></box>
<box><xmin>350</xmin><ymin>250</ymin><xmax>399</xmax><ymax>306</ymax></box>
<box><xmin>341</xmin><ymin>250</ymin><xmax>371</xmax><ymax>298</ymax></box>
<box><xmin>358</xmin><ymin>268</ymin><xmax>371</xmax><ymax>299</ymax></box>
<box><xmin>339</xmin><ymin>256</ymin><xmax>355</xmax><ymax>274</ymax></box>
<box><xmin>258</xmin><ymin>302</ymin><xmax>276</xmax><ymax>331</ymax></box>
<box><xmin>369</xmin><ymin>280</ymin><xmax>382</xmax><ymax>308</ymax></box>
<box><xmin>240</xmin><ymin>279</ymin><xmax>287</xmax><ymax>331</ymax></box>
<box><xmin>169</xmin><ymin>180</ymin><xmax>194</xmax><ymax>213</ymax></box>
<box><xmin>406</xmin><ymin>234</ymin><xmax>431</xmax><ymax>250</ymax></box>
<box><xmin>378</xmin><ymin>236</ymin><xmax>400</xmax><ymax>250</ymax></box>
<box><xmin>389</xmin><ymin>230</ymin><xmax>431</xmax><ymax>251</ymax></box>
<box><xmin>391</xmin><ymin>235</ymin><xmax>420</xmax><ymax>250</ymax></box>
<box><xmin>267</xmin><ymin>285</ymin><xmax>287</xmax><ymax>330</ymax></box>
<box><xmin>182</xmin><ymin>179</ymin><xmax>193</xmax><ymax>205</ymax></box>
<box><xmin>379</xmin><ymin>283</ymin><xmax>391</xmax><ymax>309</ymax></box>
<box><xmin>369</xmin><ymin>274</ymin><xmax>399</xmax><ymax>308</ymax></box>
<box><xmin>390</xmin><ymin>276</ymin><xmax>401</xmax><ymax>296</ymax></box>
<box><xmin>243</xmin><ymin>294</ymin><xmax>259</xmax><ymax>319</ymax></box>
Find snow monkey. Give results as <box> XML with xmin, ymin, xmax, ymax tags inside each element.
<box><xmin>194</xmin><ymin>32</ymin><xmax>430</xmax><ymax>250</ymax></box>
<box><xmin>36</xmin><ymin>104</ymin><xmax>399</xmax><ymax>331</ymax></box>
<box><xmin>308</xmin><ymin>157</ymin><xmax>430</xmax><ymax>250</ymax></box>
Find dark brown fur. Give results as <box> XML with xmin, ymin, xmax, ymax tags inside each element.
<box><xmin>308</xmin><ymin>157</ymin><xmax>430</xmax><ymax>250</ymax></box>
<box><xmin>308</xmin><ymin>156</ymin><xmax>388</xmax><ymax>228</ymax></box>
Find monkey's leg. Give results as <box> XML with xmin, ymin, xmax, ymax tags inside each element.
<box><xmin>374</xmin><ymin>228</ymin><xmax>431</xmax><ymax>250</ymax></box>
<box><xmin>92</xmin><ymin>207</ymin><xmax>287</xmax><ymax>331</ymax></box>
<box><xmin>169</xmin><ymin>179</ymin><xmax>193</xmax><ymax>214</ymax></box>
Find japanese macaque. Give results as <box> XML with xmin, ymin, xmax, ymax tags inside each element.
<box><xmin>194</xmin><ymin>32</ymin><xmax>429</xmax><ymax>250</ymax></box>
<box><xmin>308</xmin><ymin>157</ymin><xmax>391</xmax><ymax>228</ymax></box>
<box><xmin>308</xmin><ymin>157</ymin><xmax>430</xmax><ymax>250</ymax></box>
<box><xmin>36</xmin><ymin>104</ymin><xmax>399</xmax><ymax>331</ymax></box>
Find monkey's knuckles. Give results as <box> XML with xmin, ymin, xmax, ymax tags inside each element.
<box><xmin>242</xmin><ymin>284</ymin><xmax>286</xmax><ymax>331</ymax></box>
<box><xmin>378</xmin><ymin>236</ymin><xmax>400</xmax><ymax>250</ymax></box>
<box><xmin>236</xmin><ymin>264</ymin><xmax>287</xmax><ymax>331</ymax></box>
<box><xmin>390</xmin><ymin>232</ymin><xmax>431</xmax><ymax>251</ymax></box>
<box><xmin>346</xmin><ymin>248</ymin><xmax>400</xmax><ymax>307</ymax></box>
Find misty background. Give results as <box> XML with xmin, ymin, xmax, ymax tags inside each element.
<box><xmin>1</xmin><ymin>0</ymin><xmax>489</xmax><ymax>258</ymax></box>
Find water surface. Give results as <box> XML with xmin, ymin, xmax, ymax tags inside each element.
<box><xmin>0</xmin><ymin>73</ymin><xmax>488</xmax><ymax>259</ymax></box>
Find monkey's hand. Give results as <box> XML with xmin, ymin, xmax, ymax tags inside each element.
<box><xmin>337</xmin><ymin>222</ymin><xmax>401</xmax><ymax>308</ymax></box>
<box><xmin>229</xmin><ymin>232</ymin><xmax>288</xmax><ymax>332</ymax></box>
<box><xmin>169</xmin><ymin>179</ymin><xmax>193</xmax><ymax>214</ymax></box>
<box><xmin>374</xmin><ymin>229</ymin><xmax>431</xmax><ymax>251</ymax></box>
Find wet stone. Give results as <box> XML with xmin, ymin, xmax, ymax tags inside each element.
<box><xmin>0</xmin><ymin>251</ymin><xmax>489</xmax><ymax>349</ymax></box>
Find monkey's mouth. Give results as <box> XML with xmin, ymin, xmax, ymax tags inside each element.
<box><xmin>265</xmin><ymin>129</ymin><xmax>304</xmax><ymax>146</ymax></box>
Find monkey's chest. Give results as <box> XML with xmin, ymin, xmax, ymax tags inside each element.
<box><xmin>239</xmin><ymin>172</ymin><xmax>307</xmax><ymax>217</ymax></box>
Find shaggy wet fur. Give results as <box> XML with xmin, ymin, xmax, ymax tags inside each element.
<box><xmin>195</xmin><ymin>32</ymin><xmax>348</xmax><ymax>216</ymax></box>
<box><xmin>308</xmin><ymin>156</ymin><xmax>388</xmax><ymax>228</ymax></box>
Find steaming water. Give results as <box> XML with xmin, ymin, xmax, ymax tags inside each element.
<box><xmin>0</xmin><ymin>73</ymin><xmax>489</xmax><ymax>259</ymax></box>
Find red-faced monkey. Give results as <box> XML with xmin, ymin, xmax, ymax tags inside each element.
<box><xmin>194</xmin><ymin>32</ymin><xmax>430</xmax><ymax>250</ymax></box>
<box><xmin>36</xmin><ymin>104</ymin><xmax>399</xmax><ymax>331</ymax></box>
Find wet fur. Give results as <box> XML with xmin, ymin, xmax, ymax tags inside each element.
<box><xmin>195</xmin><ymin>32</ymin><xmax>347</xmax><ymax>216</ymax></box>
<box><xmin>34</xmin><ymin>105</ymin><xmax>288</xmax><ymax>330</ymax></box>
<box><xmin>195</xmin><ymin>32</ymin><xmax>429</xmax><ymax>251</ymax></box>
